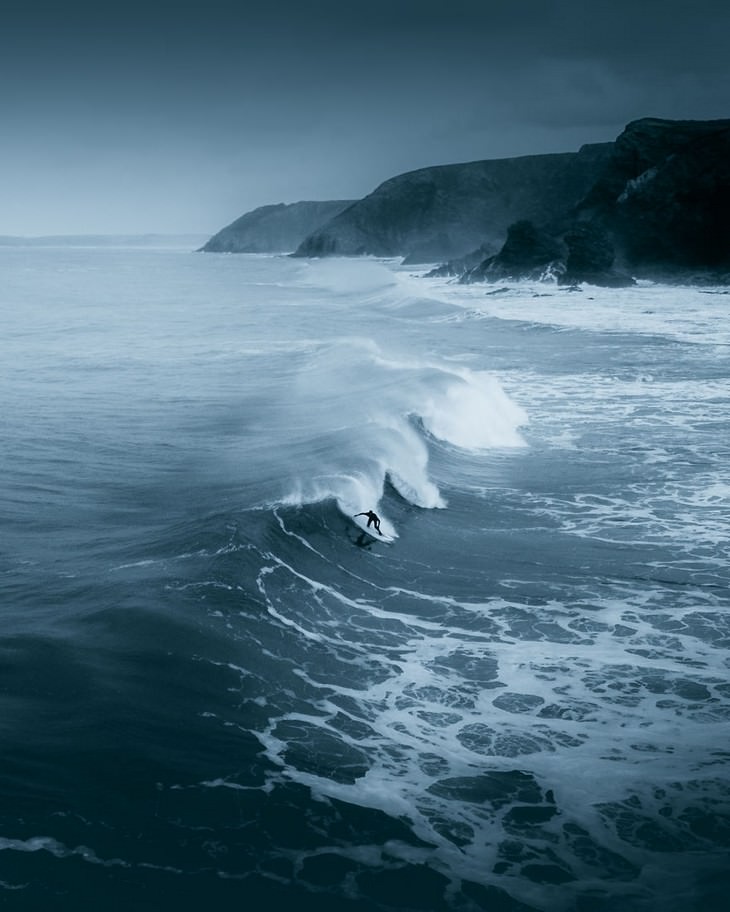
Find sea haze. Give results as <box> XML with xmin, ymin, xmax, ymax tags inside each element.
<box><xmin>1</xmin><ymin>247</ymin><xmax>729</xmax><ymax>911</ymax></box>
<box><xmin>2</xmin><ymin>1</ymin><xmax>730</xmax><ymax>235</ymax></box>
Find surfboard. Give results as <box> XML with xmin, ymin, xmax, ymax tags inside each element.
<box><xmin>352</xmin><ymin>514</ymin><xmax>395</xmax><ymax>543</ymax></box>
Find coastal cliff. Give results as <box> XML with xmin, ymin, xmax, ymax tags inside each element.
<box><xmin>202</xmin><ymin>117</ymin><xmax>730</xmax><ymax>282</ymax></box>
<box><xmin>292</xmin><ymin>144</ymin><xmax>612</xmax><ymax>264</ymax></box>
<box><xmin>200</xmin><ymin>200</ymin><xmax>356</xmax><ymax>254</ymax></box>
<box><xmin>433</xmin><ymin>118</ymin><xmax>730</xmax><ymax>284</ymax></box>
<box><xmin>578</xmin><ymin>117</ymin><xmax>730</xmax><ymax>276</ymax></box>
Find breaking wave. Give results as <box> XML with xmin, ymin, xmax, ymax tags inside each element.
<box><xmin>274</xmin><ymin>337</ymin><xmax>527</xmax><ymax>533</ymax></box>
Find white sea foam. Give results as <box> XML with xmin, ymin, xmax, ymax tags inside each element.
<box><xmin>5</xmin><ymin>248</ymin><xmax>729</xmax><ymax>911</ymax></box>
<box><xmin>295</xmin><ymin>256</ymin><xmax>400</xmax><ymax>295</ymax></box>
<box><xmin>421</xmin><ymin>273</ymin><xmax>730</xmax><ymax>346</ymax></box>
<box><xmin>419</xmin><ymin>369</ymin><xmax>528</xmax><ymax>449</ymax></box>
<box><xmin>275</xmin><ymin>337</ymin><xmax>527</xmax><ymax>526</ymax></box>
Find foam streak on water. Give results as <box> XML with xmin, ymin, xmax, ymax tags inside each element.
<box><xmin>0</xmin><ymin>248</ymin><xmax>728</xmax><ymax>911</ymax></box>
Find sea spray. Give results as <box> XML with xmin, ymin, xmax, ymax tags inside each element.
<box><xmin>277</xmin><ymin>344</ymin><xmax>527</xmax><ymax>529</ymax></box>
<box><xmin>3</xmin><ymin>246</ymin><xmax>729</xmax><ymax>911</ymax></box>
<box><xmin>418</xmin><ymin>369</ymin><xmax>528</xmax><ymax>450</ymax></box>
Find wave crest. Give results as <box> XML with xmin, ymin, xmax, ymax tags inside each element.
<box><xmin>419</xmin><ymin>370</ymin><xmax>528</xmax><ymax>450</ymax></box>
<box><xmin>276</xmin><ymin>343</ymin><xmax>527</xmax><ymax>533</ymax></box>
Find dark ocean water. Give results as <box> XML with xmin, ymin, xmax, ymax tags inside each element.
<box><xmin>1</xmin><ymin>248</ymin><xmax>729</xmax><ymax>911</ymax></box>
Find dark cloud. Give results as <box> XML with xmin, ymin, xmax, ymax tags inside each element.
<box><xmin>1</xmin><ymin>0</ymin><xmax>728</xmax><ymax>233</ymax></box>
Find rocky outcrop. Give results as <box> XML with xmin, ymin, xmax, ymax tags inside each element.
<box><xmin>453</xmin><ymin>219</ymin><xmax>634</xmax><ymax>288</ymax></box>
<box><xmin>293</xmin><ymin>144</ymin><xmax>613</xmax><ymax>263</ymax></box>
<box><xmin>560</xmin><ymin>222</ymin><xmax>635</xmax><ymax>287</ymax></box>
<box><xmin>201</xmin><ymin>200</ymin><xmax>356</xmax><ymax>253</ymax></box>
<box><xmin>461</xmin><ymin>220</ymin><xmax>565</xmax><ymax>283</ymax></box>
<box><xmin>425</xmin><ymin>242</ymin><xmax>496</xmax><ymax>278</ymax></box>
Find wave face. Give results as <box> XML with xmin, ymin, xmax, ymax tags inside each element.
<box><xmin>1</xmin><ymin>247</ymin><xmax>729</xmax><ymax>912</ymax></box>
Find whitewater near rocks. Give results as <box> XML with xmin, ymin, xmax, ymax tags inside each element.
<box><xmin>1</xmin><ymin>246</ymin><xmax>729</xmax><ymax>911</ymax></box>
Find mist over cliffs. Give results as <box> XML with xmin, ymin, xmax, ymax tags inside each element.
<box><xmin>200</xmin><ymin>200</ymin><xmax>356</xmax><ymax>253</ymax></box>
<box><xmin>202</xmin><ymin>118</ymin><xmax>730</xmax><ymax>282</ymax></box>
<box><xmin>294</xmin><ymin>144</ymin><xmax>613</xmax><ymax>264</ymax></box>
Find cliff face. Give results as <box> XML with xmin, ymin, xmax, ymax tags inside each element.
<box><xmin>204</xmin><ymin>117</ymin><xmax>729</xmax><ymax>280</ymax></box>
<box><xmin>579</xmin><ymin>118</ymin><xmax>730</xmax><ymax>272</ymax></box>
<box><xmin>432</xmin><ymin>118</ymin><xmax>730</xmax><ymax>284</ymax></box>
<box><xmin>293</xmin><ymin>144</ymin><xmax>613</xmax><ymax>263</ymax></box>
<box><xmin>201</xmin><ymin>200</ymin><xmax>356</xmax><ymax>253</ymax></box>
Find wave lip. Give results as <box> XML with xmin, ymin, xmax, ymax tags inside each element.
<box><xmin>419</xmin><ymin>369</ymin><xmax>528</xmax><ymax>450</ymax></box>
<box><xmin>276</xmin><ymin>343</ymin><xmax>528</xmax><ymax>539</ymax></box>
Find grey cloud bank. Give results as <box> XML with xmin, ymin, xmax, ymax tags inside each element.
<box><xmin>1</xmin><ymin>0</ymin><xmax>728</xmax><ymax>234</ymax></box>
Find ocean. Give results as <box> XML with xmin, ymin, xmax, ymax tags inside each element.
<box><xmin>1</xmin><ymin>246</ymin><xmax>729</xmax><ymax>911</ymax></box>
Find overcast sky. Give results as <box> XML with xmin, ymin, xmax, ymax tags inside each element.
<box><xmin>1</xmin><ymin>0</ymin><xmax>728</xmax><ymax>235</ymax></box>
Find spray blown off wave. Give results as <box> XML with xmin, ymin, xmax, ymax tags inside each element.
<box><xmin>276</xmin><ymin>337</ymin><xmax>527</xmax><ymax>532</ymax></box>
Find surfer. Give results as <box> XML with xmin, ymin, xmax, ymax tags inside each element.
<box><xmin>355</xmin><ymin>510</ymin><xmax>382</xmax><ymax>535</ymax></box>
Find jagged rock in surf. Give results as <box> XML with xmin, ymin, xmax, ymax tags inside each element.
<box><xmin>560</xmin><ymin>222</ymin><xmax>635</xmax><ymax>287</ymax></box>
<box><xmin>461</xmin><ymin>220</ymin><xmax>565</xmax><ymax>284</ymax></box>
<box><xmin>425</xmin><ymin>242</ymin><xmax>496</xmax><ymax>278</ymax></box>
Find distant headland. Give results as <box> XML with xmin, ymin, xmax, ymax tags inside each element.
<box><xmin>201</xmin><ymin>118</ymin><xmax>730</xmax><ymax>285</ymax></box>
<box><xmin>200</xmin><ymin>201</ymin><xmax>356</xmax><ymax>255</ymax></box>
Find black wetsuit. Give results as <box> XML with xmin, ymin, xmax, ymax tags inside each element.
<box><xmin>355</xmin><ymin>510</ymin><xmax>382</xmax><ymax>533</ymax></box>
